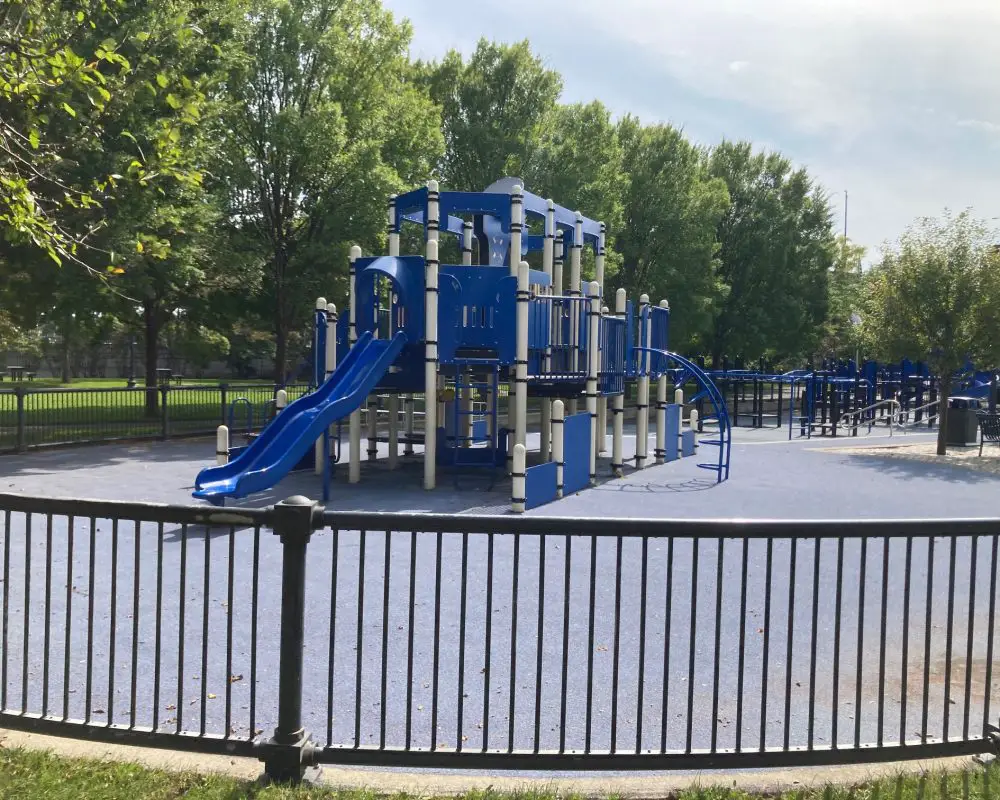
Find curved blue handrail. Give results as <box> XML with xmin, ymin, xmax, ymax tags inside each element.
<box><xmin>636</xmin><ymin>348</ymin><xmax>731</xmax><ymax>482</ymax></box>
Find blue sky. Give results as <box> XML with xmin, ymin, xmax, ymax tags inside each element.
<box><xmin>385</xmin><ymin>0</ymin><xmax>1000</xmax><ymax>259</ymax></box>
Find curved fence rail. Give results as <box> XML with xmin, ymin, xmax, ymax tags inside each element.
<box><xmin>0</xmin><ymin>493</ymin><xmax>997</xmax><ymax>781</ymax></box>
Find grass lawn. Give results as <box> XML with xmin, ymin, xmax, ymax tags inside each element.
<box><xmin>0</xmin><ymin>382</ymin><xmax>312</xmax><ymax>450</ymax></box>
<box><xmin>0</xmin><ymin>746</ymin><xmax>996</xmax><ymax>800</ymax></box>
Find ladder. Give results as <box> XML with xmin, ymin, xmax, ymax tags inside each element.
<box><xmin>450</xmin><ymin>358</ymin><xmax>501</xmax><ymax>487</ymax></box>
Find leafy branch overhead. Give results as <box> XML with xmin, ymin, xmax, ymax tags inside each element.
<box><xmin>0</xmin><ymin>0</ymin><xmax>217</xmax><ymax>270</ymax></box>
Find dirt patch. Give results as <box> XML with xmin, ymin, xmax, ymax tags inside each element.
<box><xmin>819</xmin><ymin>441</ymin><xmax>1000</xmax><ymax>476</ymax></box>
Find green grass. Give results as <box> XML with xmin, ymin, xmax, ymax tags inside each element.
<box><xmin>0</xmin><ymin>382</ymin><xmax>312</xmax><ymax>450</ymax></box>
<box><xmin>0</xmin><ymin>746</ymin><xmax>997</xmax><ymax>800</ymax></box>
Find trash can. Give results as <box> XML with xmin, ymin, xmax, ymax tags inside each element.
<box><xmin>946</xmin><ymin>396</ymin><xmax>981</xmax><ymax>446</ymax></box>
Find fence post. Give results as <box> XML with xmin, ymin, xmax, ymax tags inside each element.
<box><xmin>220</xmin><ymin>383</ymin><xmax>229</xmax><ymax>425</ymax></box>
<box><xmin>15</xmin><ymin>386</ymin><xmax>25</xmax><ymax>453</ymax></box>
<box><xmin>160</xmin><ymin>384</ymin><xmax>170</xmax><ymax>440</ymax></box>
<box><xmin>260</xmin><ymin>495</ymin><xmax>322</xmax><ymax>783</ymax></box>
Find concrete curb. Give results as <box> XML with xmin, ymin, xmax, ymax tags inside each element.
<box><xmin>0</xmin><ymin>728</ymin><xmax>988</xmax><ymax>797</ymax></box>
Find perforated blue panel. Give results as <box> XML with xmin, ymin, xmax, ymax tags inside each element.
<box><xmin>563</xmin><ymin>412</ymin><xmax>591</xmax><ymax>496</ymax></box>
<box><xmin>664</xmin><ymin>404</ymin><xmax>680</xmax><ymax>462</ymax></box>
<box><xmin>525</xmin><ymin>461</ymin><xmax>558</xmax><ymax>510</ymax></box>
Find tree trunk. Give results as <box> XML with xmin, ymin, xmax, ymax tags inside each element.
<box><xmin>143</xmin><ymin>300</ymin><xmax>161</xmax><ymax>418</ymax></box>
<box><xmin>936</xmin><ymin>393</ymin><xmax>949</xmax><ymax>455</ymax></box>
<box><xmin>274</xmin><ymin>321</ymin><xmax>287</xmax><ymax>386</ymax></box>
<box><xmin>60</xmin><ymin>317</ymin><xmax>71</xmax><ymax>384</ymax></box>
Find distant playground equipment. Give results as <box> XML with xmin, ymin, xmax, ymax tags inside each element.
<box><xmin>689</xmin><ymin>356</ymin><xmax>999</xmax><ymax>440</ymax></box>
<box><xmin>193</xmin><ymin>179</ymin><xmax>731</xmax><ymax>509</ymax></box>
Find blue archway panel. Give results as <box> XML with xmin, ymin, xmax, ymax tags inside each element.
<box><xmin>354</xmin><ymin>256</ymin><xmax>425</xmax><ymax>343</ymax></box>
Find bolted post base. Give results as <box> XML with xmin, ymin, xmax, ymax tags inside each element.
<box><xmin>257</xmin><ymin>727</ymin><xmax>319</xmax><ymax>784</ymax></box>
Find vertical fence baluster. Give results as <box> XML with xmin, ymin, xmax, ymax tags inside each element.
<box><xmin>983</xmin><ymin>535</ymin><xmax>997</xmax><ymax>740</ymax></box>
<box><xmin>611</xmin><ymin>536</ymin><xmax>624</xmax><ymax>751</ymax></box>
<box><xmin>482</xmin><ymin>532</ymin><xmax>494</xmax><ymax>754</ymax></box>
<box><xmin>686</xmin><ymin>538</ymin><xmax>699</xmax><ymax>754</ymax></box>
<box><xmin>963</xmin><ymin>536</ymin><xmax>977</xmax><ymax>741</ymax></box>
<box><xmin>61</xmin><ymin>515</ymin><xmax>74</xmax><ymax>722</ymax></box>
<box><xmin>760</xmin><ymin>538</ymin><xmax>773</xmax><ymax>752</ymax></box>
<box><xmin>405</xmin><ymin>530</ymin><xmax>416</xmax><ymax>750</ymax></box>
<box><xmin>783</xmin><ymin>538</ymin><xmax>797</xmax><ymax>752</ymax></box>
<box><xmin>200</xmin><ymin>529</ymin><xmax>211</xmax><ymax>737</ymax></box>
<box><xmin>711</xmin><ymin>536</ymin><xmax>724</xmax><ymax>754</ymax></box>
<box><xmin>21</xmin><ymin>512</ymin><xmax>32</xmax><ymax>713</ymax></box>
<box><xmin>736</xmin><ymin>538</ymin><xmax>748</xmax><ymax>752</ymax></box>
<box><xmin>635</xmin><ymin>536</ymin><xmax>649</xmax><ymax>753</ymax></box>
<box><xmin>43</xmin><ymin>514</ymin><xmax>53</xmax><ymax>718</ymax></box>
<box><xmin>130</xmin><ymin>520</ymin><xmax>140</xmax><ymax>729</ymax></box>
<box><xmin>900</xmin><ymin>536</ymin><xmax>913</xmax><ymax>746</ymax></box>
<box><xmin>855</xmin><ymin>537</ymin><xmax>867</xmax><ymax>748</ymax></box>
<box><xmin>877</xmin><ymin>537</ymin><xmax>890</xmax><ymax>747</ymax></box>
<box><xmin>250</xmin><ymin>525</ymin><xmax>261</xmax><ymax>741</ymax></box>
<box><xmin>175</xmin><ymin>524</ymin><xmax>186</xmax><ymax>733</ymax></box>
<box><xmin>559</xmin><ymin>534</ymin><xmax>571</xmax><ymax>754</ymax></box>
<box><xmin>381</xmin><ymin>530</ymin><xmax>393</xmax><ymax>750</ymax></box>
<box><xmin>808</xmin><ymin>537</ymin><xmax>821</xmax><ymax>749</ymax></box>
<box><xmin>943</xmin><ymin>536</ymin><xmax>958</xmax><ymax>741</ymax></box>
<box><xmin>225</xmin><ymin>525</ymin><xmax>235</xmax><ymax>739</ymax></box>
<box><xmin>326</xmin><ymin>528</ymin><xmax>339</xmax><ymax>748</ymax></box>
<box><xmin>533</xmin><ymin>534</ymin><xmax>545</xmax><ymax>753</ymax></box>
<box><xmin>661</xmin><ymin>537</ymin><xmax>674</xmax><ymax>754</ymax></box>
<box><xmin>107</xmin><ymin>519</ymin><xmax>119</xmax><ymax>725</ymax></box>
<box><xmin>355</xmin><ymin>529</ymin><xmax>367</xmax><ymax>748</ymax></box>
<box><xmin>922</xmin><ymin>538</ymin><xmax>935</xmax><ymax>743</ymax></box>
<box><xmin>585</xmin><ymin>534</ymin><xmax>597</xmax><ymax>753</ymax></box>
<box><xmin>507</xmin><ymin>533</ymin><xmax>521</xmax><ymax>754</ymax></box>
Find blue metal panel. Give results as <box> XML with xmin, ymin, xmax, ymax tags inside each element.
<box><xmin>354</xmin><ymin>256</ymin><xmax>425</xmax><ymax>343</ymax></box>
<box><xmin>528</xmin><ymin>269</ymin><xmax>551</xmax><ymax>287</ymax></box>
<box><xmin>439</xmin><ymin>190</ymin><xmax>511</xmax><ymax>221</ymax></box>
<box><xmin>562</xmin><ymin>412</ymin><xmax>591</xmax><ymax>495</ymax></box>
<box><xmin>525</xmin><ymin>461</ymin><xmax>558</xmax><ymax>510</ymax></box>
<box><xmin>665</xmin><ymin>404</ymin><xmax>680</xmax><ymax>462</ymax></box>
<box><xmin>681</xmin><ymin>429</ymin><xmax>696</xmax><ymax>458</ymax></box>
<box><xmin>439</xmin><ymin>266</ymin><xmax>516</xmax><ymax>364</ymax></box>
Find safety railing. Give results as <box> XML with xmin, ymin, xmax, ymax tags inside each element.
<box><xmin>838</xmin><ymin>399</ymin><xmax>902</xmax><ymax>436</ymax></box>
<box><xmin>1</xmin><ymin>493</ymin><xmax>998</xmax><ymax>781</ymax></box>
<box><xmin>895</xmin><ymin>399</ymin><xmax>941</xmax><ymax>430</ymax></box>
<box><xmin>0</xmin><ymin>383</ymin><xmax>309</xmax><ymax>453</ymax></box>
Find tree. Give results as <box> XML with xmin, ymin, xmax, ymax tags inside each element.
<box><xmin>706</xmin><ymin>141</ymin><xmax>836</xmax><ymax>365</ymax></box>
<box><xmin>520</xmin><ymin>101</ymin><xmax>624</xmax><ymax>281</ymax></box>
<box><xmin>219</xmin><ymin>0</ymin><xmax>442</xmax><ymax>381</ymax></box>
<box><xmin>614</xmin><ymin>119</ymin><xmax>730</xmax><ymax>350</ymax></box>
<box><xmin>861</xmin><ymin>210</ymin><xmax>1000</xmax><ymax>454</ymax></box>
<box><xmin>816</xmin><ymin>236</ymin><xmax>866</xmax><ymax>360</ymax></box>
<box><xmin>0</xmin><ymin>0</ymin><xmax>215</xmax><ymax>268</ymax></box>
<box><xmin>418</xmin><ymin>39</ymin><xmax>562</xmax><ymax>193</ymax></box>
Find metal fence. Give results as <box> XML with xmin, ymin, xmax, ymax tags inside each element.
<box><xmin>0</xmin><ymin>492</ymin><xmax>997</xmax><ymax>781</ymax></box>
<box><xmin>0</xmin><ymin>384</ymin><xmax>311</xmax><ymax>453</ymax></box>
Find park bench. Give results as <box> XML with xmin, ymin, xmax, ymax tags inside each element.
<box><xmin>978</xmin><ymin>412</ymin><xmax>1000</xmax><ymax>455</ymax></box>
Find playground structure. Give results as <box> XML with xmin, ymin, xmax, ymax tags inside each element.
<box><xmin>194</xmin><ymin>179</ymin><xmax>732</xmax><ymax>509</ymax></box>
<box><xmin>687</xmin><ymin>357</ymin><xmax>1000</xmax><ymax>439</ymax></box>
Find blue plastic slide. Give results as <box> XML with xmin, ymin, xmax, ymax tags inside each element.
<box><xmin>193</xmin><ymin>330</ymin><xmax>407</xmax><ymax>502</ymax></box>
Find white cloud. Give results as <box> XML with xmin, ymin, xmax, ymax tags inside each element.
<box><xmin>387</xmin><ymin>0</ymin><xmax>1000</xmax><ymax>254</ymax></box>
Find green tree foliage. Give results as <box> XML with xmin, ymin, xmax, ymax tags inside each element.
<box><xmin>706</xmin><ymin>141</ymin><xmax>836</xmax><ymax>364</ymax></box>
<box><xmin>0</xmin><ymin>0</ymin><xmax>215</xmax><ymax>268</ymax></box>
<box><xmin>219</xmin><ymin>0</ymin><xmax>442</xmax><ymax>381</ymax></box>
<box><xmin>520</xmin><ymin>100</ymin><xmax>624</xmax><ymax>281</ymax></box>
<box><xmin>614</xmin><ymin>118</ymin><xmax>730</xmax><ymax>350</ymax></box>
<box><xmin>862</xmin><ymin>211</ymin><xmax>1000</xmax><ymax>453</ymax></box>
<box><xmin>418</xmin><ymin>39</ymin><xmax>562</xmax><ymax>193</ymax></box>
<box><xmin>816</xmin><ymin>236</ymin><xmax>866</xmax><ymax>360</ymax></box>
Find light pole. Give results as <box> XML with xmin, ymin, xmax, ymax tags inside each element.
<box><xmin>127</xmin><ymin>335</ymin><xmax>136</xmax><ymax>388</ymax></box>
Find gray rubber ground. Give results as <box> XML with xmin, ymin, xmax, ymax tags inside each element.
<box><xmin>0</xmin><ymin>425</ymin><xmax>996</xmax><ymax>779</ymax></box>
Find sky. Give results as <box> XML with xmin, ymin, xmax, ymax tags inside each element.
<box><xmin>384</xmin><ymin>0</ymin><xmax>1000</xmax><ymax>260</ymax></box>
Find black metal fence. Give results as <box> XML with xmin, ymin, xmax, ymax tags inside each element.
<box><xmin>0</xmin><ymin>492</ymin><xmax>997</xmax><ymax>781</ymax></box>
<box><xmin>0</xmin><ymin>384</ymin><xmax>310</xmax><ymax>453</ymax></box>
